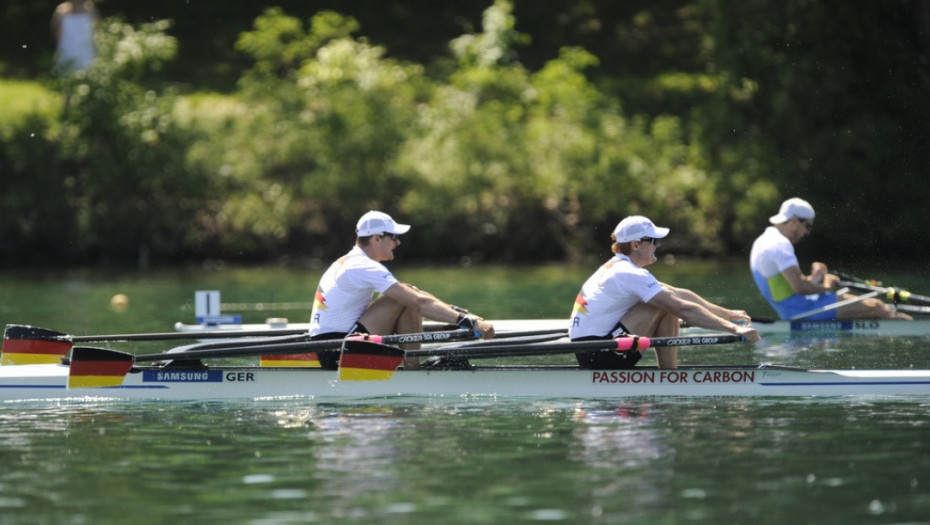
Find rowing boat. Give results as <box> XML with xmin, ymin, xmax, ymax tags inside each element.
<box><xmin>1</xmin><ymin>362</ymin><xmax>928</xmax><ymax>402</ymax></box>
<box><xmin>174</xmin><ymin>318</ymin><xmax>930</xmax><ymax>337</ymax></box>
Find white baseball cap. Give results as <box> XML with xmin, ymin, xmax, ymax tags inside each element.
<box><xmin>355</xmin><ymin>210</ymin><xmax>411</xmax><ymax>237</ymax></box>
<box><xmin>769</xmin><ymin>198</ymin><xmax>815</xmax><ymax>224</ymax></box>
<box><xmin>612</xmin><ymin>216</ymin><xmax>670</xmax><ymax>243</ymax></box>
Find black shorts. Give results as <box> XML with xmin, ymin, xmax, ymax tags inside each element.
<box><xmin>313</xmin><ymin>323</ymin><xmax>370</xmax><ymax>370</ymax></box>
<box><xmin>312</xmin><ymin>331</ymin><xmax>348</xmax><ymax>370</ymax></box>
<box><xmin>572</xmin><ymin>320</ymin><xmax>641</xmax><ymax>369</ymax></box>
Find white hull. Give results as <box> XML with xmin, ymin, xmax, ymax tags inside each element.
<box><xmin>175</xmin><ymin>318</ymin><xmax>930</xmax><ymax>337</ymax></box>
<box><xmin>2</xmin><ymin>364</ymin><xmax>928</xmax><ymax>402</ymax></box>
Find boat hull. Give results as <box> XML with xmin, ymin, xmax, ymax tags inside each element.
<box><xmin>2</xmin><ymin>364</ymin><xmax>928</xmax><ymax>402</ymax></box>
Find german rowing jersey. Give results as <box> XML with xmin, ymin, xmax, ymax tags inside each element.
<box><xmin>569</xmin><ymin>254</ymin><xmax>663</xmax><ymax>339</ymax></box>
<box><xmin>308</xmin><ymin>246</ymin><xmax>398</xmax><ymax>335</ymax></box>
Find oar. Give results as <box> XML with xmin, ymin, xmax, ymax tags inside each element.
<box><xmin>893</xmin><ymin>304</ymin><xmax>930</xmax><ymax>316</ymax></box>
<box><xmin>156</xmin><ymin>327</ymin><xmax>565</xmax><ymax>358</ymax></box>
<box><xmin>337</xmin><ymin>333</ymin><xmax>747</xmax><ymax>381</ymax></box>
<box><xmin>66</xmin><ymin>328</ymin><xmax>482</xmax><ymax>388</ymax></box>
<box><xmin>787</xmin><ymin>290</ymin><xmax>882</xmax><ymax>320</ymax></box>
<box><xmin>832</xmin><ymin>275</ymin><xmax>930</xmax><ymax>307</ymax></box>
<box><xmin>2</xmin><ymin>321</ymin><xmax>566</xmax><ymax>366</ymax></box>
<box><xmin>1</xmin><ymin>323</ymin><xmax>309</xmax><ymax>366</ymax></box>
<box><xmin>403</xmin><ymin>333</ymin><xmax>745</xmax><ymax>360</ymax></box>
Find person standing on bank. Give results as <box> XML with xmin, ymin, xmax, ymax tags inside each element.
<box><xmin>52</xmin><ymin>0</ymin><xmax>98</xmax><ymax>74</ymax></box>
<box><xmin>749</xmin><ymin>197</ymin><xmax>910</xmax><ymax>321</ymax></box>
<box><xmin>569</xmin><ymin>216</ymin><xmax>761</xmax><ymax>370</ymax></box>
<box><xmin>308</xmin><ymin>211</ymin><xmax>495</xmax><ymax>370</ymax></box>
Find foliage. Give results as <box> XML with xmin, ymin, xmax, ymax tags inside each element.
<box><xmin>694</xmin><ymin>0</ymin><xmax>930</xmax><ymax>254</ymax></box>
<box><xmin>182</xmin><ymin>9</ymin><xmax>429</xmax><ymax>258</ymax></box>
<box><xmin>0</xmin><ymin>1</ymin><xmax>928</xmax><ymax>268</ymax></box>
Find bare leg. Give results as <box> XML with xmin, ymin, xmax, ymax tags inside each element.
<box><xmin>620</xmin><ymin>302</ymin><xmax>681</xmax><ymax>369</ymax></box>
<box><xmin>357</xmin><ymin>296</ymin><xmax>424</xmax><ymax>369</ymax></box>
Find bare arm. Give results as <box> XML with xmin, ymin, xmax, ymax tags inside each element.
<box><xmin>781</xmin><ymin>265</ymin><xmax>839</xmax><ymax>295</ymax></box>
<box><xmin>381</xmin><ymin>283</ymin><xmax>495</xmax><ymax>338</ymax></box>
<box><xmin>663</xmin><ymin>284</ymin><xmax>751</xmax><ymax>323</ymax></box>
<box><xmin>648</xmin><ymin>289</ymin><xmax>760</xmax><ymax>343</ymax></box>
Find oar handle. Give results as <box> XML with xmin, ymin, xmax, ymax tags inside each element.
<box><xmin>830</xmin><ymin>271</ymin><xmax>881</xmax><ymax>286</ymax></box>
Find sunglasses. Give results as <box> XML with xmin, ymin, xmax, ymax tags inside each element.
<box><xmin>798</xmin><ymin>218</ymin><xmax>813</xmax><ymax>230</ymax></box>
<box><xmin>380</xmin><ymin>233</ymin><xmax>401</xmax><ymax>241</ymax></box>
<box><xmin>640</xmin><ymin>237</ymin><xmax>661</xmax><ymax>247</ymax></box>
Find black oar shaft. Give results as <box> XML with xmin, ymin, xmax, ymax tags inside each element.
<box><xmin>837</xmin><ymin>280</ymin><xmax>930</xmax><ymax>307</ymax></box>
<box><xmin>405</xmin><ymin>334</ymin><xmax>744</xmax><ymax>359</ymax></box>
<box><xmin>71</xmin><ymin>328</ymin><xmax>308</xmax><ymax>343</ymax></box>
<box><xmin>134</xmin><ymin>329</ymin><xmax>479</xmax><ymax>362</ymax></box>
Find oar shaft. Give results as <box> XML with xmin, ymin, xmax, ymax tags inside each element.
<box><xmin>837</xmin><ymin>280</ymin><xmax>930</xmax><ymax>307</ymax></box>
<box><xmin>894</xmin><ymin>304</ymin><xmax>930</xmax><ymax>315</ymax></box>
<box><xmin>405</xmin><ymin>333</ymin><xmax>744</xmax><ymax>359</ymax></box>
<box><xmin>645</xmin><ymin>334</ymin><xmax>745</xmax><ymax>347</ymax></box>
<box><xmin>788</xmin><ymin>290</ymin><xmax>881</xmax><ymax>320</ymax></box>
<box><xmin>135</xmin><ymin>329</ymin><xmax>479</xmax><ymax>362</ymax></box>
<box><xmin>72</xmin><ymin>328</ymin><xmax>308</xmax><ymax>343</ymax></box>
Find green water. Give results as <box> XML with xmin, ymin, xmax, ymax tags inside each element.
<box><xmin>1</xmin><ymin>261</ymin><xmax>929</xmax><ymax>524</ymax></box>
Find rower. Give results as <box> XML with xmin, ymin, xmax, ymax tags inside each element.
<box><xmin>749</xmin><ymin>198</ymin><xmax>911</xmax><ymax>321</ymax></box>
<box><xmin>569</xmin><ymin>216</ymin><xmax>760</xmax><ymax>370</ymax></box>
<box><xmin>308</xmin><ymin>210</ymin><xmax>495</xmax><ymax>370</ymax></box>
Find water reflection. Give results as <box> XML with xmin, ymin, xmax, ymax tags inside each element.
<box><xmin>0</xmin><ymin>397</ymin><xmax>928</xmax><ymax>522</ymax></box>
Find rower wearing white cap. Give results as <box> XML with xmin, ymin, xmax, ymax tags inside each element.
<box><xmin>309</xmin><ymin>210</ymin><xmax>495</xmax><ymax>370</ymax></box>
<box><xmin>750</xmin><ymin>197</ymin><xmax>910</xmax><ymax>321</ymax></box>
<box><xmin>569</xmin><ymin>215</ymin><xmax>760</xmax><ymax>370</ymax></box>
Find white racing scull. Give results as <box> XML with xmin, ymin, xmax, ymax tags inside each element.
<box><xmin>1</xmin><ymin>362</ymin><xmax>928</xmax><ymax>402</ymax></box>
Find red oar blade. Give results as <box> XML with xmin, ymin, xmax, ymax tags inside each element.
<box><xmin>68</xmin><ymin>347</ymin><xmax>134</xmax><ymax>388</ymax></box>
<box><xmin>2</xmin><ymin>325</ymin><xmax>74</xmax><ymax>365</ymax></box>
<box><xmin>338</xmin><ymin>340</ymin><xmax>404</xmax><ymax>381</ymax></box>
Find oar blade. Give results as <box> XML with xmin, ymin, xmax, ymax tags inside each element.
<box><xmin>2</xmin><ymin>325</ymin><xmax>73</xmax><ymax>365</ymax></box>
<box><xmin>338</xmin><ymin>340</ymin><xmax>405</xmax><ymax>381</ymax></box>
<box><xmin>68</xmin><ymin>347</ymin><xmax>135</xmax><ymax>388</ymax></box>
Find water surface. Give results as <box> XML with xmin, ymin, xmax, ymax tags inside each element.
<box><xmin>1</xmin><ymin>262</ymin><xmax>928</xmax><ymax>523</ymax></box>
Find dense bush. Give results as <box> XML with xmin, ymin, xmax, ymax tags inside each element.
<box><xmin>1</xmin><ymin>0</ymin><xmax>928</xmax><ymax>267</ymax></box>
